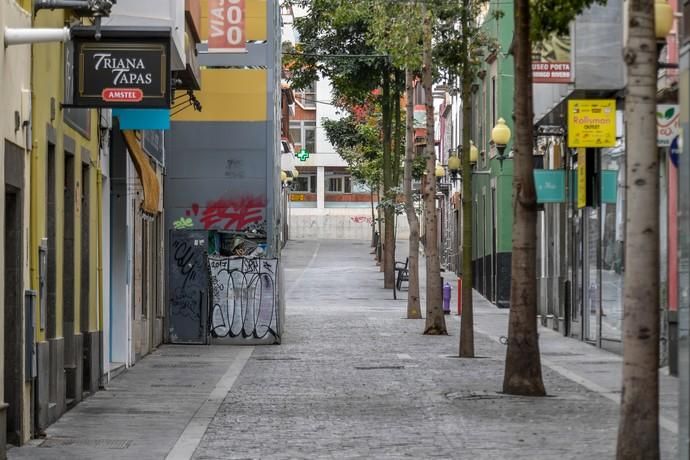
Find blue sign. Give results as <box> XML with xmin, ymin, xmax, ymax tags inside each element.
<box><xmin>113</xmin><ymin>108</ymin><xmax>170</xmax><ymax>130</ymax></box>
<box><xmin>534</xmin><ymin>170</ymin><xmax>566</xmax><ymax>203</ymax></box>
<box><xmin>600</xmin><ymin>170</ymin><xmax>618</xmax><ymax>204</ymax></box>
<box><xmin>670</xmin><ymin>135</ymin><xmax>680</xmax><ymax>168</ymax></box>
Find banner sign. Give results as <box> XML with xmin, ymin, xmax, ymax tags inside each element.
<box><xmin>208</xmin><ymin>0</ymin><xmax>246</xmax><ymax>53</ymax></box>
<box><xmin>68</xmin><ymin>30</ymin><xmax>171</xmax><ymax>109</ymax></box>
<box><xmin>532</xmin><ymin>34</ymin><xmax>571</xmax><ymax>84</ymax></box>
<box><xmin>657</xmin><ymin>104</ymin><xmax>680</xmax><ymax>147</ymax></box>
<box><xmin>532</xmin><ymin>62</ymin><xmax>571</xmax><ymax>83</ymax></box>
<box><xmin>533</xmin><ymin>170</ymin><xmax>566</xmax><ymax>203</ymax></box>
<box><xmin>567</xmin><ymin>99</ymin><xmax>616</xmax><ymax>148</ymax></box>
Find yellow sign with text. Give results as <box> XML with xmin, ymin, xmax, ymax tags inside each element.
<box><xmin>567</xmin><ymin>99</ymin><xmax>616</xmax><ymax>148</ymax></box>
<box><xmin>577</xmin><ymin>148</ymin><xmax>586</xmax><ymax>208</ymax></box>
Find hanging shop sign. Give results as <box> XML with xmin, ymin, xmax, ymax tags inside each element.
<box><xmin>66</xmin><ymin>28</ymin><xmax>171</xmax><ymax>109</ymax></box>
<box><xmin>532</xmin><ymin>33</ymin><xmax>571</xmax><ymax>84</ymax></box>
<box><xmin>533</xmin><ymin>170</ymin><xmax>566</xmax><ymax>203</ymax></box>
<box><xmin>567</xmin><ymin>99</ymin><xmax>616</xmax><ymax>148</ymax></box>
<box><xmin>657</xmin><ymin>104</ymin><xmax>680</xmax><ymax>147</ymax></box>
<box><xmin>208</xmin><ymin>0</ymin><xmax>246</xmax><ymax>53</ymax></box>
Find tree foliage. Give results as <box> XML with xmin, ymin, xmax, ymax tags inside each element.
<box><xmin>531</xmin><ymin>0</ymin><xmax>607</xmax><ymax>42</ymax></box>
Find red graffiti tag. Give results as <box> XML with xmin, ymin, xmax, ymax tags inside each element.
<box><xmin>185</xmin><ymin>196</ymin><xmax>266</xmax><ymax>230</ymax></box>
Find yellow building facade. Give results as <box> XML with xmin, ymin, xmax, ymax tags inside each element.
<box><xmin>29</xmin><ymin>7</ymin><xmax>102</xmax><ymax>440</ymax></box>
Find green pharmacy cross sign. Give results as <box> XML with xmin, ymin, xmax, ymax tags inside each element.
<box><xmin>296</xmin><ymin>149</ymin><xmax>310</xmax><ymax>161</ymax></box>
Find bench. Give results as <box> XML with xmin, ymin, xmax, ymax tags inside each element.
<box><xmin>395</xmin><ymin>257</ymin><xmax>409</xmax><ymax>291</ymax></box>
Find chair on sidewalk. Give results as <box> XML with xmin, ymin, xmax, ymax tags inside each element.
<box><xmin>395</xmin><ymin>257</ymin><xmax>409</xmax><ymax>291</ymax></box>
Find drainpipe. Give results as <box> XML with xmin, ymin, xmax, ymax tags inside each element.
<box><xmin>3</xmin><ymin>27</ymin><xmax>71</xmax><ymax>46</ymax></box>
<box><xmin>34</xmin><ymin>0</ymin><xmax>91</xmax><ymax>11</ymax></box>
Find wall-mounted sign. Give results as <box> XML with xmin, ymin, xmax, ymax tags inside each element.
<box><xmin>657</xmin><ymin>104</ymin><xmax>680</xmax><ymax>147</ymax></box>
<box><xmin>67</xmin><ymin>28</ymin><xmax>171</xmax><ymax>109</ymax></box>
<box><xmin>533</xmin><ymin>170</ymin><xmax>566</xmax><ymax>203</ymax></box>
<box><xmin>532</xmin><ymin>33</ymin><xmax>571</xmax><ymax>84</ymax></box>
<box><xmin>567</xmin><ymin>99</ymin><xmax>616</xmax><ymax>148</ymax></box>
<box><xmin>208</xmin><ymin>0</ymin><xmax>246</xmax><ymax>53</ymax></box>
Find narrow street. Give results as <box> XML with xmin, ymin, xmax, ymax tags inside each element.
<box><xmin>9</xmin><ymin>240</ymin><xmax>679</xmax><ymax>459</ymax></box>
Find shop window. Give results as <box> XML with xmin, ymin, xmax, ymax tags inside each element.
<box><xmin>328</xmin><ymin>175</ymin><xmax>353</xmax><ymax>194</ymax></box>
<box><xmin>293</xmin><ymin>175</ymin><xmax>316</xmax><ymax>193</ymax></box>
<box><xmin>328</xmin><ymin>177</ymin><xmax>342</xmax><ymax>193</ymax></box>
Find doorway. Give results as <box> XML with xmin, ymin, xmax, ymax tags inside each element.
<box><xmin>4</xmin><ymin>187</ymin><xmax>23</xmax><ymax>446</ymax></box>
<box><xmin>63</xmin><ymin>154</ymin><xmax>77</xmax><ymax>403</ymax></box>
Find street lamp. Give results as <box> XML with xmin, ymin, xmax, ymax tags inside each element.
<box><xmin>280</xmin><ymin>170</ymin><xmax>288</xmax><ymax>183</ymax></box>
<box><xmin>491</xmin><ymin>118</ymin><xmax>512</xmax><ymax>169</ymax></box>
<box><xmin>292</xmin><ymin>168</ymin><xmax>299</xmax><ymax>179</ymax></box>
<box><xmin>435</xmin><ymin>164</ymin><xmax>446</xmax><ymax>179</ymax></box>
<box><xmin>447</xmin><ymin>150</ymin><xmax>461</xmax><ymax>183</ymax></box>
<box><xmin>469</xmin><ymin>140</ymin><xmax>479</xmax><ymax>165</ymax></box>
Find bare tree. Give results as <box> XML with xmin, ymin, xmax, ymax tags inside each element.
<box><xmin>616</xmin><ymin>0</ymin><xmax>660</xmax><ymax>457</ymax></box>
<box><xmin>405</xmin><ymin>68</ymin><xmax>422</xmax><ymax>319</ymax></box>
<box><xmin>502</xmin><ymin>0</ymin><xmax>545</xmax><ymax>396</ymax></box>
<box><xmin>421</xmin><ymin>6</ymin><xmax>447</xmax><ymax>335</ymax></box>
<box><xmin>458</xmin><ymin>0</ymin><xmax>475</xmax><ymax>357</ymax></box>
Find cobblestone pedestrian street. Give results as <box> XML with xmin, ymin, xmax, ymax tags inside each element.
<box><xmin>9</xmin><ymin>239</ymin><xmax>679</xmax><ymax>459</ymax></box>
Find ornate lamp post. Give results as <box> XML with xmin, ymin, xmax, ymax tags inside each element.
<box><xmin>491</xmin><ymin>118</ymin><xmax>512</xmax><ymax>169</ymax></box>
<box><xmin>447</xmin><ymin>150</ymin><xmax>461</xmax><ymax>183</ymax></box>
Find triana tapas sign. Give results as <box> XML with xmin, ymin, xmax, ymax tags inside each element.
<box><xmin>66</xmin><ymin>27</ymin><xmax>171</xmax><ymax>109</ymax></box>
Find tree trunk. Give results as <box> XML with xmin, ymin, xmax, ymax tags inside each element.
<box><xmin>459</xmin><ymin>0</ymin><xmax>474</xmax><ymax>358</ymax></box>
<box><xmin>502</xmin><ymin>0</ymin><xmax>545</xmax><ymax>396</ymax></box>
<box><xmin>405</xmin><ymin>68</ymin><xmax>422</xmax><ymax>319</ymax></box>
<box><xmin>382</xmin><ymin>68</ymin><xmax>396</xmax><ymax>288</ymax></box>
<box><xmin>394</xmin><ymin>70</ymin><xmax>403</xmax><ymax>187</ymax></box>
<box><xmin>616</xmin><ymin>0</ymin><xmax>659</xmax><ymax>457</ymax></box>
<box><xmin>370</xmin><ymin>189</ymin><xmax>376</xmax><ymax>248</ymax></box>
<box><xmin>377</xmin><ymin>184</ymin><xmax>383</xmax><ymax>265</ymax></box>
<box><xmin>422</xmin><ymin>8</ymin><xmax>447</xmax><ymax>335</ymax></box>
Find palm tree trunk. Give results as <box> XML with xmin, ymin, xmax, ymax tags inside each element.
<box><xmin>421</xmin><ymin>7</ymin><xmax>447</xmax><ymax>335</ymax></box>
<box><xmin>616</xmin><ymin>0</ymin><xmax>660</xmax><ymax>457</ymax></box>
<box><xmin>502</xmin><ymin>0</ymin><xmax>545</xmax><ymax>396</ymax></box>
<box><xmin>405</xmin><ymin>68</ymin><xmax>422</xmax><ymax>319</ymax></box>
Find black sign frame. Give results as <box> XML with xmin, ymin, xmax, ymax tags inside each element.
<box><xmin>66</xmin><ymin>27</ymin><xmax>172</xmax><ymax>109</ymax></box>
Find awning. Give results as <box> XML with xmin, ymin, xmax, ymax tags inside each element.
<box><xmin>122</xmin><ymin>130</ymin><xmax>160</xmax><ymax>215</ymax></box>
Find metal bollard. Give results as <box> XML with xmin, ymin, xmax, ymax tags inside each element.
<box><xmin>443</xmin><ymin>282</ymin><xmax>451</xmax><ymax>315</ymax></box>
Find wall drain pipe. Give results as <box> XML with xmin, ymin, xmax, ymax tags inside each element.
<box><xmin>3</xmin><ymin>27</ymin><xmax>71</xmax><ymax>46</ymax></box>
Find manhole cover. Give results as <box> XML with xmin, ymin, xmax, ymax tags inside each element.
<box><xmin>354</xmin><ymin>365</ymin><xmax>405</xmax><ymax>370</ymax></box>
<box><xmin>40</xmin><ymin>438</ymin><xmax>132</xmax><ymax>449</ymax></box>
<box><xmin>155</xmin><ymin>354</ymin><xmax>201</xmax><ymax>358</ymax></box>
<box><xmin>152</xmin><ymin>362</ymin><xmax>208</xmax><ymax>368</ymax></box>
<box><xmin>445</xmin><ymin>391</ymin><xmax>509</xmax><ymax>401</ymax></box>
<box><xmin>150</xmin><ymin>384</ymin><xmax>195</xmax><ymax>388</ymax></box>
<box><xmin>253</xmin><ymin>357</ymin><xmax>300</xmax><ymax>361</ymax></box>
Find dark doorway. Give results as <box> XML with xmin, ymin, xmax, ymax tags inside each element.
<box><xmin>80</xmin><ymin>165</ymin><xmax>91</xmax><ymax>394</ymax></box>
<box><xmin>63</xmin><ymin>154</ymin><xmax>76</xmax><ymax>403</ymax></box>
<box><xmin>5</xmin><ymin>187</ymin><xmax>22</xmax><ymax>445</ymax></box>
<box><xmin>47</xmin><ymin>145</ymin><xmax>56</xmax><ymax>339</ymax></box>
<box><xmin>5</xmin><ymin>139</ymin><xmax>24</xmax><ymax>446</ymax></box>
<box><xmin>168</xmin><ymin>230</ymin><xmax>209</xmax><ymax>344</ymax></box>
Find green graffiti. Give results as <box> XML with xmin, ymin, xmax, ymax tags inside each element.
<box><xmin>173</xmin><ymin>217</ymin><xmax>193</xmax><ymax>229</ymax></box>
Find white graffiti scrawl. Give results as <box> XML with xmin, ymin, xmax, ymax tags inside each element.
<box><xmin>208</xmin><ymin>256</ymin><xmax>279</xmax><ymax>341</ymax></box>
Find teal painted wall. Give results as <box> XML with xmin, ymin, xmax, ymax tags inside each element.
<box><xmin>471</xmin><ymin>0</ymin><xmax>515</xmax><ymax>259</ymax></box>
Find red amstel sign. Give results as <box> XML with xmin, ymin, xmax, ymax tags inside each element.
<box><xmin>208</xmin><ymin>0</ymin><xmax>246</xmax><ymax>53</ymax></box>
<box><xmin>101</xmin><ymin>88</ymin><xmax>144</xmax><ymax>102</ymax></box>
